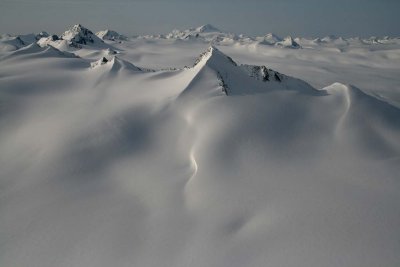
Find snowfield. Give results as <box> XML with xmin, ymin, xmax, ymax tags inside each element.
<box><xmin>0</xmin><ymin>24</ymin><xmax>399</xmax><ymax>267</ymax></box>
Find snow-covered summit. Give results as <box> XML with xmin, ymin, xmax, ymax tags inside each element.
<box><xmin>320</xmin><ymin>35</ymin><xmax>348</xmax><ymax>45</ymax></box>
<box><xmin>96</xmin><ymin>30</ymin><xmax>127</xmax><ymax>41</ymax></box>
<box><xmin>257</xmin><ymin>33</ymin><xmax>282</xmax><ymax>45</ymax></box>
<box><xmin>196</xmin><ymin>24</ymin><xmax>221</xmax><ymax>33</ymax></box>
<box><xmin>321</xmin><ymin>35</ymin><xmax>339</xmax><ymax>43</ymax></box>
<box><xmin>166</xmin><ymin>24</ymin><xmax>230</xmax><ymax>41</ymax></box>
<box><xmin>61</xmin><ymin>24</ymin><xmax>104</xmax><ymax>46</ymax></box>
<box><xmin>275</xmin><ymin>36</ymin><xmax>301</xmax><ymax>48</ymax></box>
<box><xmin>189</xmin><ymin>46</ymin><xmax>316</xmax><ymax>95</ymax></box>
<box><xmin>193</xmin><ymin>46</ymin><xmax>237</xmax><ymax>68</ymax></box>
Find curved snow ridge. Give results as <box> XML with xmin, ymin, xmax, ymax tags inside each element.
<box><xmin>324</xmin><ymin>83</ymin><xmax>352</xmax><ymax>135</ymax></box>
<box><xmin>0</xmin><ymin>36</ymin><xmax>26</xmax><ymax>51</ymax></box>
<box><xmin>183</xmin><ymin>112</ymin><xmax>199</xmax><ymax>190</ymax></box>
<box><xmin>324</xmin><ymin>82</ymin><xmax>400</xmax><ymax>150</ymax></box>
<box><xmin>1</xmin><ymin>43</ymin><xmax>78</xmax><ymax>61</ymax></box>
<box><xmin>110</xmin><ymin>57</ymin><xmax>143</xmax><ymax>73</ymax></box>
<box><xmin>0</xmin><ymin>33</ymin><xmax>50</xmax><ymax>52</ymax></box>
<box><xmin>324</xmin><ymin>82</ymin><xmax>400</xmax><ymax>111</ymax></box>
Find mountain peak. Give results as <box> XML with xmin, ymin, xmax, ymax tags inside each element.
<box><xmin>275</xmin><ymin>36</ymin><xmax>301</xmax><ymax>48</ymax></box>
<box><xmin>196</xmin><ymin>24</ymin><xmax>221</xmax><ymax>33</ymax></box>
<box><xmin>96</xmin><ymin>29</ymin><xmax>127</xmax><ymax>41</ymax></box>
<box><xmin>71</xmin><ymin>24</ymin><xmax>90</xmax><ymax>33</ymax></box>
<box><xmin>259</xmin><ymin>33</ymin><xmax>282</xmax><ymax>45</ymax></box>
<box><xmin>187</xmin><ymin>46</ymin><xmax>318</xmax><ymax>96</ymax></box>
<box><xmin>193</xmin><ymin>46</ymin><xmax>237</xmax><ymax>67</ymax></box>
<box><xmin>265</xmin><ymin>33</ymin><xmax>282</xmax><ymax>40</ymax></box>
<box><xmin>61</xmin><ymin>24</ymin><xmax>103</xmax><ymax>46</ymax></box>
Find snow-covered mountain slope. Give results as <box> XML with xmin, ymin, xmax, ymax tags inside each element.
<box><xmin>0</xmin><ymin>35</ymin><xmax>26</xmax><ymax>52</ymax></box>
<box><xmin>1</xmin><ymin>43</ymin><xmax>78</xmax><ymax>61</ymax></box>
<box><xmin>186</xmin><ymin>46</ymin><xmax>316</xmax><ymax>95</ymax></box>
<box><xmin>0</xmin><ymin>32</ymin><xmax>50</xmax><ymax>52</ymax></box>
<box><xmin>0</xmin><ymin>27</ymin><xmax>400</xmax><ymax>267</ymax></box>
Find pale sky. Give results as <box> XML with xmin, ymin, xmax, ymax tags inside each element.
<box><xmin>0</xmin><ymin>0</ymin><xmax>399</xmax><ymax>37</ymax></box>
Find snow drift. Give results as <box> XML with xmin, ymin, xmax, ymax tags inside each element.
<box><xmin>0</xmin><ymin>28</ymin><xmax>399</xmax><ymax>267</ymax></box>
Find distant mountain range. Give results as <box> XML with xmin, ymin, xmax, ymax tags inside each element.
<box><xmin>1</xmin><ymin>23</ymin><xmax>399</xmax><ymax>53</ymax></box>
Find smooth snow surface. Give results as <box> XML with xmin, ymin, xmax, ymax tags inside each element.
<box><xmin>0</xmin><ymin>25</ymin><xmax>400</xmax><ymax>267</ymax></box>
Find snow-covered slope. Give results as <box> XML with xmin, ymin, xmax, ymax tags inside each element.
<box><xmin>0</xmin><ymin>35</ymin><xmax>26</xmax><ymax>51</ymax></box>
<box><xmin>0</xmin><ymin>32</ymin><xmax>51</xmax><ymax>52</ymax></box>
<box><xmin>0</xmin><ymin>26</ymin><xmax>400</xmax><ymax>267</ymax></box>
<box><xmin>187</xmin><ymin>46</ymin><xmax>315</xmax><ymax>95</ymax></box>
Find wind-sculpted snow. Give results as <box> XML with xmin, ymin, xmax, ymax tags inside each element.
<box><xmin>0</xmin><ymin>29</ymin><xmax>399</xmax><ymax>267</ymax></box>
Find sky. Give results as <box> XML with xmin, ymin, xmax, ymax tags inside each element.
<box><xmin>0</xmin><ymin>0</ymin><xmax>399</xmax><ymax>37</ymax></box>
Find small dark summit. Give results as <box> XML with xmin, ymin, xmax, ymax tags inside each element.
<box><xmin>50</xmin><ymin>35</ymin><xmax>59</xmax><ymax>41</ymax></box>
<box><xmin>101</xmin><ymin>57</ymin><xmax>108</xmax><ymax>64</ymax></box>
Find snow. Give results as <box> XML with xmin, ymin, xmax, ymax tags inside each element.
<box><xmin>96</xmin><ymin>30</ymin><xmax>127</xmax><ymax>41</ymax></box>
<box><xmin>0</xmin><ymin>24</ymin><xmax>400</xmax><ymax>267</ymax></box>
